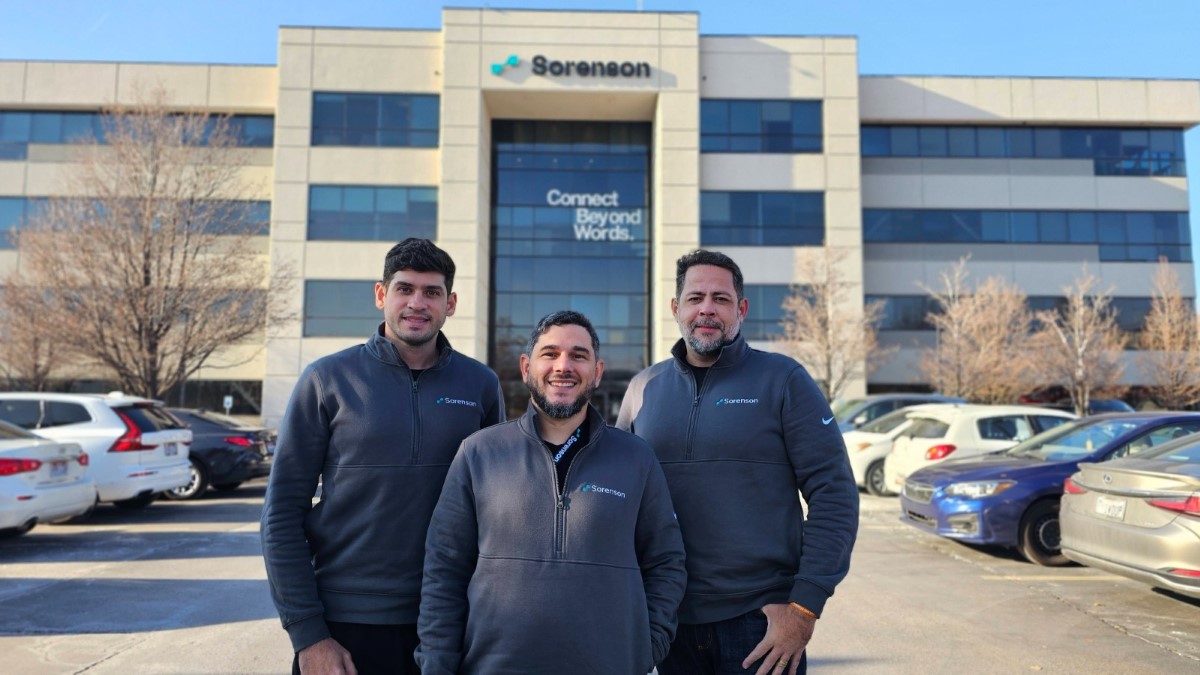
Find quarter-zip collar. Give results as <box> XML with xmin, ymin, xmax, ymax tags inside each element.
<box><xmin>365</xmin><ymin>322</ymin><xmax>454</xmax><ymax>372</ymax></box>
<box><xmin>518</xmin><ymin>401</ymin><xmax>608</xmax><ymax>447</ymax></box>
<box><xmin>669</xmin><ymin>332</ymin><xmax>750</xmax><ymax>373</ymax></box>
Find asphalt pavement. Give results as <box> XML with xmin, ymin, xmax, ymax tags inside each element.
<box><xmin>1</xmin><ymin>483</ymin><xmax>1197</xmax><ymax>674</ymax></box>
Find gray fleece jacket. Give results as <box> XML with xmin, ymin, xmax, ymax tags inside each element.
<box><xmin>261</xmin><ymin>328</ymin><xmax>504</xmax><ymax>653</ymax></box>
<box><xmin>416</xmin><ymin>404</ymin><xmax>687</xmax><ymax>675</ymax></box>
<box><xmin>616</xmin><ymin>334</ymin><xmax>858</xmax><ymax>623</ymax></box>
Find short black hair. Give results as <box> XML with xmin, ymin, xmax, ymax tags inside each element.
<box><xmin>382</xmin><ymin>238</ymin><xmax>456</xmax><ymax>292</ymax></box>
<box><xmin>675</xmin><ymin>249</ymin><xmax>744</xmax><ymax>300</ymax></box>
<box><xmin>525</xmin><ymin>311</ymin><xmax>601</xmax><ymax>358</ymax></box>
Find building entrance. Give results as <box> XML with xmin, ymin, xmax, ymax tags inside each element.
<box><xmin>489</xmin><ymin>120</ymin><xmax>651</xmax><ymax>420</ymax></box>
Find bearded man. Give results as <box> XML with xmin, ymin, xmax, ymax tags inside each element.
<box><xmin>416</xmin><ymin>310</ymin><xmax>686</xmax><ymax>674</ymax></box>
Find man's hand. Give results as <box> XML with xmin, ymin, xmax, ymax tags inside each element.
<box><xmin>298</xmin><ymin>637</ymin><xmax>357</xmax><ymax>675</ymax></box>
<box><xmin>742</xmin><ymin>603</ymin><xmax>815</xmax><ymax>675</ymax></box>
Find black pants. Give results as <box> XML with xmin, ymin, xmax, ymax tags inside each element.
<box><xmin>292</xmin><ymin>622</ymin><xmax>420</xmax><ymax>675</ymax></box>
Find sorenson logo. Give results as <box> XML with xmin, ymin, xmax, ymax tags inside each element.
<box><xmin>716</xmin><ymin>398</ymin><xmax>759</xmax><ymax>406</ymax></box>
<box><xmin>580</xmin><ymin>483</ymin><xmax>626</xmax><ymax>499</ymax></box>
<box><xmin>491</xmin><ymin>54</ymin><xmax>519</xmax><ymax>75</ymax></box>
<box><xmin>436</xmin><ymin>397</ymin><xmax>479</xmax><ymax>407</ymax></box>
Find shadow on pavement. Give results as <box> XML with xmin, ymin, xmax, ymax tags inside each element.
<box><xmin>0</xmin><ymin>530</ymin><xmax>263</xmax><ymax>563</ymax></box>
<box><xmin>0</xmin><ymin>578</ymin><xmax>276</xmax><ymax>634</ymax></box>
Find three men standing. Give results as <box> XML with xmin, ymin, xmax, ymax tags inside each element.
<box><xmin>262</xmin><ymin>239</ymin><xmax>505</xmax><ymax>675</ymax></box>
<box><xmin>618</xmin><ymin>250</ymin><xmax>859</xmax><ymax>675</ymax></box>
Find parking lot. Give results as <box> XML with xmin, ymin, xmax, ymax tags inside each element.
<box><xmin>0</xmin><ymin>484</ymin><xmax>1197</xmax><ymax>674</ymax></box>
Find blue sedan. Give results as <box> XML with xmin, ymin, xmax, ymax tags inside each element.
<box><xmin>899</xmin><ymin>412</ymin><xmax>1200</xmax><ymax>565</ymax></box>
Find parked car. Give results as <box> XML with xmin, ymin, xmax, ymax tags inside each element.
<box><xmin>0</xmin><ymin>420</ymin><xmax>96</xmax><ymax>537</ymax></box>
<box><xmin>164</xmin><ymin>408</ymin><xmax>273</xmax><ymax>500</ymax></box>
<box><xmin>832</xmin><ymin>393</ymin><xmax>966</xmax><ymax>432</ymax></box>
<box><xmin>0</xmin><ymin>393</ymin><xmax>191</xmax><ymax>509</ymax></box>
<box><xmin>899</xmin><ymin>412</ymin><xmax>1200</xmax><ymax>566</ymax></box>
<box><xmin>844</xmin><ymin>404</ymin><xmax>952</xmax><ymax>496</ymax></box>
<box><xmin>1061</xmin><ymin>434</ymin><xmax>1200</xmax><ymax>599</ymax></box>
<box><xmin>883</xmin><ymin>405</ymin><xmax>1076</xmax><ymax>494</ymax></box>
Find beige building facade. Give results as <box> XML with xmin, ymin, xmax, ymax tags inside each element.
<box><xmin>0</xmin><ymin>8</ymin><xmax>1197</xmax><ymax>424</ymax></box>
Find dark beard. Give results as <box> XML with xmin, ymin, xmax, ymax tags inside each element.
<box><xmin>526</xmin><ymin>374</ymin><xmax>596</xmax><ymax>419</ymax></box>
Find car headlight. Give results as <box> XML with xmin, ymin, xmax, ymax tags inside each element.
<box><xmin>943</xmin><ymin>480</ymin><xmax>1016</xmax><ymax>499</ymax></box>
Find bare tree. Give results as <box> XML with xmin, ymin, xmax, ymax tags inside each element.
<box><xmin>1</xmin><ymin>86</ymin><xmax>292</xmax><ymax>399</ymax></box>
<box><xmin>1139</xmin><ymin>260</ymin><xmax>1200</xmax><ymax>409</ymax></box>
<box><xmin>0</xmin><ymin>285</ymin><xmax>60</xmax><ymax>391</ymax></box>
<box><xmin>1031</xmin><ymin>267</ymin><xmax>1126</xmax><ymax>416</ymax></box>
<box><xmin>774</xmin><ymin>246</ymin><xmax>894</xmax><ymax>402</ymax></box>
<box><xmin>919</xmin><ymin>257</ymin><xmax>1035</xmax><ymax>403</ymax></box>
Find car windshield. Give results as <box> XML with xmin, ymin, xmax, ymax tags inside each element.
<box><xmin>860</xmin><ymin>408</ymin><xmax>913</xmax><ymax>434</ymax></box>
<box><xmin>1135</xmin><ymin>437</ymin><xmax>1200</xmax><ymax>463</ymax></box>
<box><xmin>1004</xmin><ymin>418</ymin><xmax>1144</xmax><ymax>462</ymax></box>
<box><xmin>832</xmin><ymin>398</ymin><xmax>866</xmax><ymax>420</ymax></box>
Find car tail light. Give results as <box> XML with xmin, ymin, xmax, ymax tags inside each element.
<box><xmin>1167</xmin><ymin>568</ymin><xmax>1200</xmax><ymax>578</ymax></box>
<box><xmin>109</xmin><ymin>410</ymin><xmax>153</xmax><ymax>452</ymax></box>
<box><xmin>225</xmin><ymin>437</ymin><xmax>254</xmax><ymax>447</ymax></box>
<box><xmin>0</xmin><ymin>458</ymin><xmax>43</xmax><ymax>476</ymax></box>
<box><xmin>1063</xmin><ymin>477</ymin><xmax>1087</xmax><ymax>495</ymax></box>
<box><xmin>1148</xmin><ymin>496</ymin><xmax>1200</xmax><ymax>516</ymax></box>
<box><xmin>78</xmin><ymin>452</ymin><xmax>89</xmax><ymax>466</ymax></box>
<box><xmin>926</xmin><ymin>444</ymin><xmax>957</xmax><ymax>460</ymax></box>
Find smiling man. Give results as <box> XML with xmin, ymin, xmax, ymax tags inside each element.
<box><xmin>617</xmin><ymin>249</ymin><xmax>859</xmax><ymax>675</ymax></box>
<box><xmin>416</xmin><ymin>310</ymin><xmax>686</xmax><ymax>674</ymax></box>
<box><xmin>262</xmin><ymin>238</ymin><xmax>505</xmax><ymax>675</ymax></box>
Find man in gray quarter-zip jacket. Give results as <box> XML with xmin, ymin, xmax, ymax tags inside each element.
<box><xmin>262</xmin><ymin>239</ymin><xmax>504</xmax><ymax>675</ymax></box>
<box><xmin>416</xmin><ymin>311</ymin><xmax>686</xmax><ymax>675</ymax></box>
<box><xmin>617</xmin><ymin>250</ymin><xmax>858</xmax><ymax>675</ymax></box>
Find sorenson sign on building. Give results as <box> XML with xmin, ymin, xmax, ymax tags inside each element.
<box><xmin>0</xmin><ymin>8</ymin><xmax>1197</xmax><ymax>423</ymax></box>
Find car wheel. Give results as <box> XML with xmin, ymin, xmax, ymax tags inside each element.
<box><xmin>163</xmin><ymin>459</ymin><xmax>210</xmax><ymax>501</ymax></box>
<box><xmin>864</xmin><ymin>460</ymin><xmax>893</xmax><ymax>496</ymax></box>
<box><xmin>212</xmin><ymin>482</ymin><xmax>244</xmax><ymax>492</ymax></box>
<box><xmin>114</xmin><ymin>492</ymin><xmax>157</xmax><ymax>509</ymax></box>
<box><xmin>1018</xmin><ymin>499</ymin><xmax>1068</xmax><ymax>566</ymax></box>
<box><xmin>0</xmin><ymin>519</ymin><xmax>36</xmax><ymax>538</ymax></box>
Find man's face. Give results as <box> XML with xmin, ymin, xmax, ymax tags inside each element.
<box><xmin>671</xmin><ymin>264</ymin><xmax>748</xmax><ymax>359</ymax></box>
<box><xmin>520</xmin><ymin>324</ymin><xmax>605</xmax><ymax>420</ymax></box>
<box><xmin>375</xmin><ymin>269</ymin><xmax>456</xmax><ymax>349</ymax></box>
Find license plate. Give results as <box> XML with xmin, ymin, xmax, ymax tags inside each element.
<box><xmin>164</xmin><ymin>444</ymin><xmax>178</xmax><ymax>456</ymax></box>
<box><xmin>1095</xmin><ymin>495</ymin><xmax>1126</xmax><ymax>521</ymax></box>
<box><xmin>50</xmin><ymin>460</ymin><xmax>68</xmax><ymax>477</ymax></box>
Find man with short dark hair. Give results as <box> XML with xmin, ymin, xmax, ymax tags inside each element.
<box><xmin>416</xmin><ymin>310</ymin><xmax>686</xmax><ymax>674</ymax></box>
<box><xmin>262</xmin><ymin>238</ymin><xmax>505</xmax><ymax>675</ymax></box>
<box><xmin>618</xmin><ymin>249</ymin><xmax>858</xmax><ymax>675</ymax></box>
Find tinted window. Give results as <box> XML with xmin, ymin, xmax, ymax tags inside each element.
<box><xmin>44</xmin><ymin>401</ymin><xmax>92</xmax><ymax>427</ymax></box>
<box><xmin>304</xmin><ymin>280</ymin><xmax>380</xmax><ymax>337</ymax></box>
<box><xmin>308</xmin><ymin>185</ymin><xmax>437</xmax><ymax>241</ymax></box>
<box><xmin>742</xmin><ymin>284</ymin><xmax>791</xmax><ymax>340</ymax></box>
<box><xmin>701</xmin><ymin>100</ymin><xmax>822</xmax><ymax>153</ymax></box>
<box><xmin>1033</xmin><ymin>415</ymin><xmax>1072</xmax><ymax>432</ymax></box>
<box><xmin>0</xmin><ymin>400</ymin><xmax>41</xmax><ymax>428</ymax></box>
<box><xmin>906</xmin><ymin>418</ymin><xmax>950</xmax><ymax>439</ymax></box>
<box><xmin>977</xmin><ymin>416</ymin><xmax>1033</xmax><ymax>442</ymax></box>
<box><xmin>118</xmin><ymin>405</ymin><xmax>186</xmax><ymax>432</ymax></box>
<box><xmin>311</xmin><ymin>93</ymin><xmax>439</xmax><ymax>148</ymax></box>
<box><xmin>860</xmin><ymin>409</ymin><xmax>915</xmax><ymax>434</ymax></box>
<box><xmin>702</xmin><ymin>191</ymin><xmax>824</xmax><ymax>246</ymax></box>
<box><xmin>1142</xmin><ymin>440</ymin><xmax>1200</xmax><ymax>462</ymax></box>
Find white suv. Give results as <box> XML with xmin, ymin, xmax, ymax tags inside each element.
<box><xmin>882</xmin><ymin>404</ymin><xmax>1076</xmax><ymax>494</ymax></box>
<box><xmin>0</xmin><ymin>393</ymin><xmax>192</xmax><ymax>509</ymax></box>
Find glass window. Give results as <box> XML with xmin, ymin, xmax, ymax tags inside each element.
<box><xmin>702</xmin><ymin>191</ymin><xmax>824</xmax><ymax>246</ymax></box>
<box><xmin>304</xmin><ymin>280</ymin><xmax>381</xmax><ymax>337</ymax></box>
<box><xmin>1067</xmin><ymin>212</ymin><xmax>1096</xmax><ymax>243</ymax></box>
<box><xmin>0</xmin><ymin>399</ymin><xmax>41</xmax><ymax>428</ymax></box>
<box><xmin>858</xmin><ymin>124</ymin><xmax>1185</xmax><ymax>177</ymax></box>
<box><xmin>743</xmin><ymin>285</ymin><xmax>791</xmax><ymax>340</ymax></box>
<box><xmin>308</xmin><ymin>185</ymin><xmax>437</xmax><ymax>241</ymax></box>
<box><xmin>312</xmin><ymin>92</ymin><xmax>439</xmax><ymax>148</ymax></box>
<box><xmin>701</xmin><ymin>100</ymin><xmax>822</xmax><ymax>154</ymax></box>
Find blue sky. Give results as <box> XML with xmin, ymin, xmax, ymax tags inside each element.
<box><xmin>2</xmin><ymin>0</ymin><xmax>1198</xmax><ymax>263</ymax></box>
